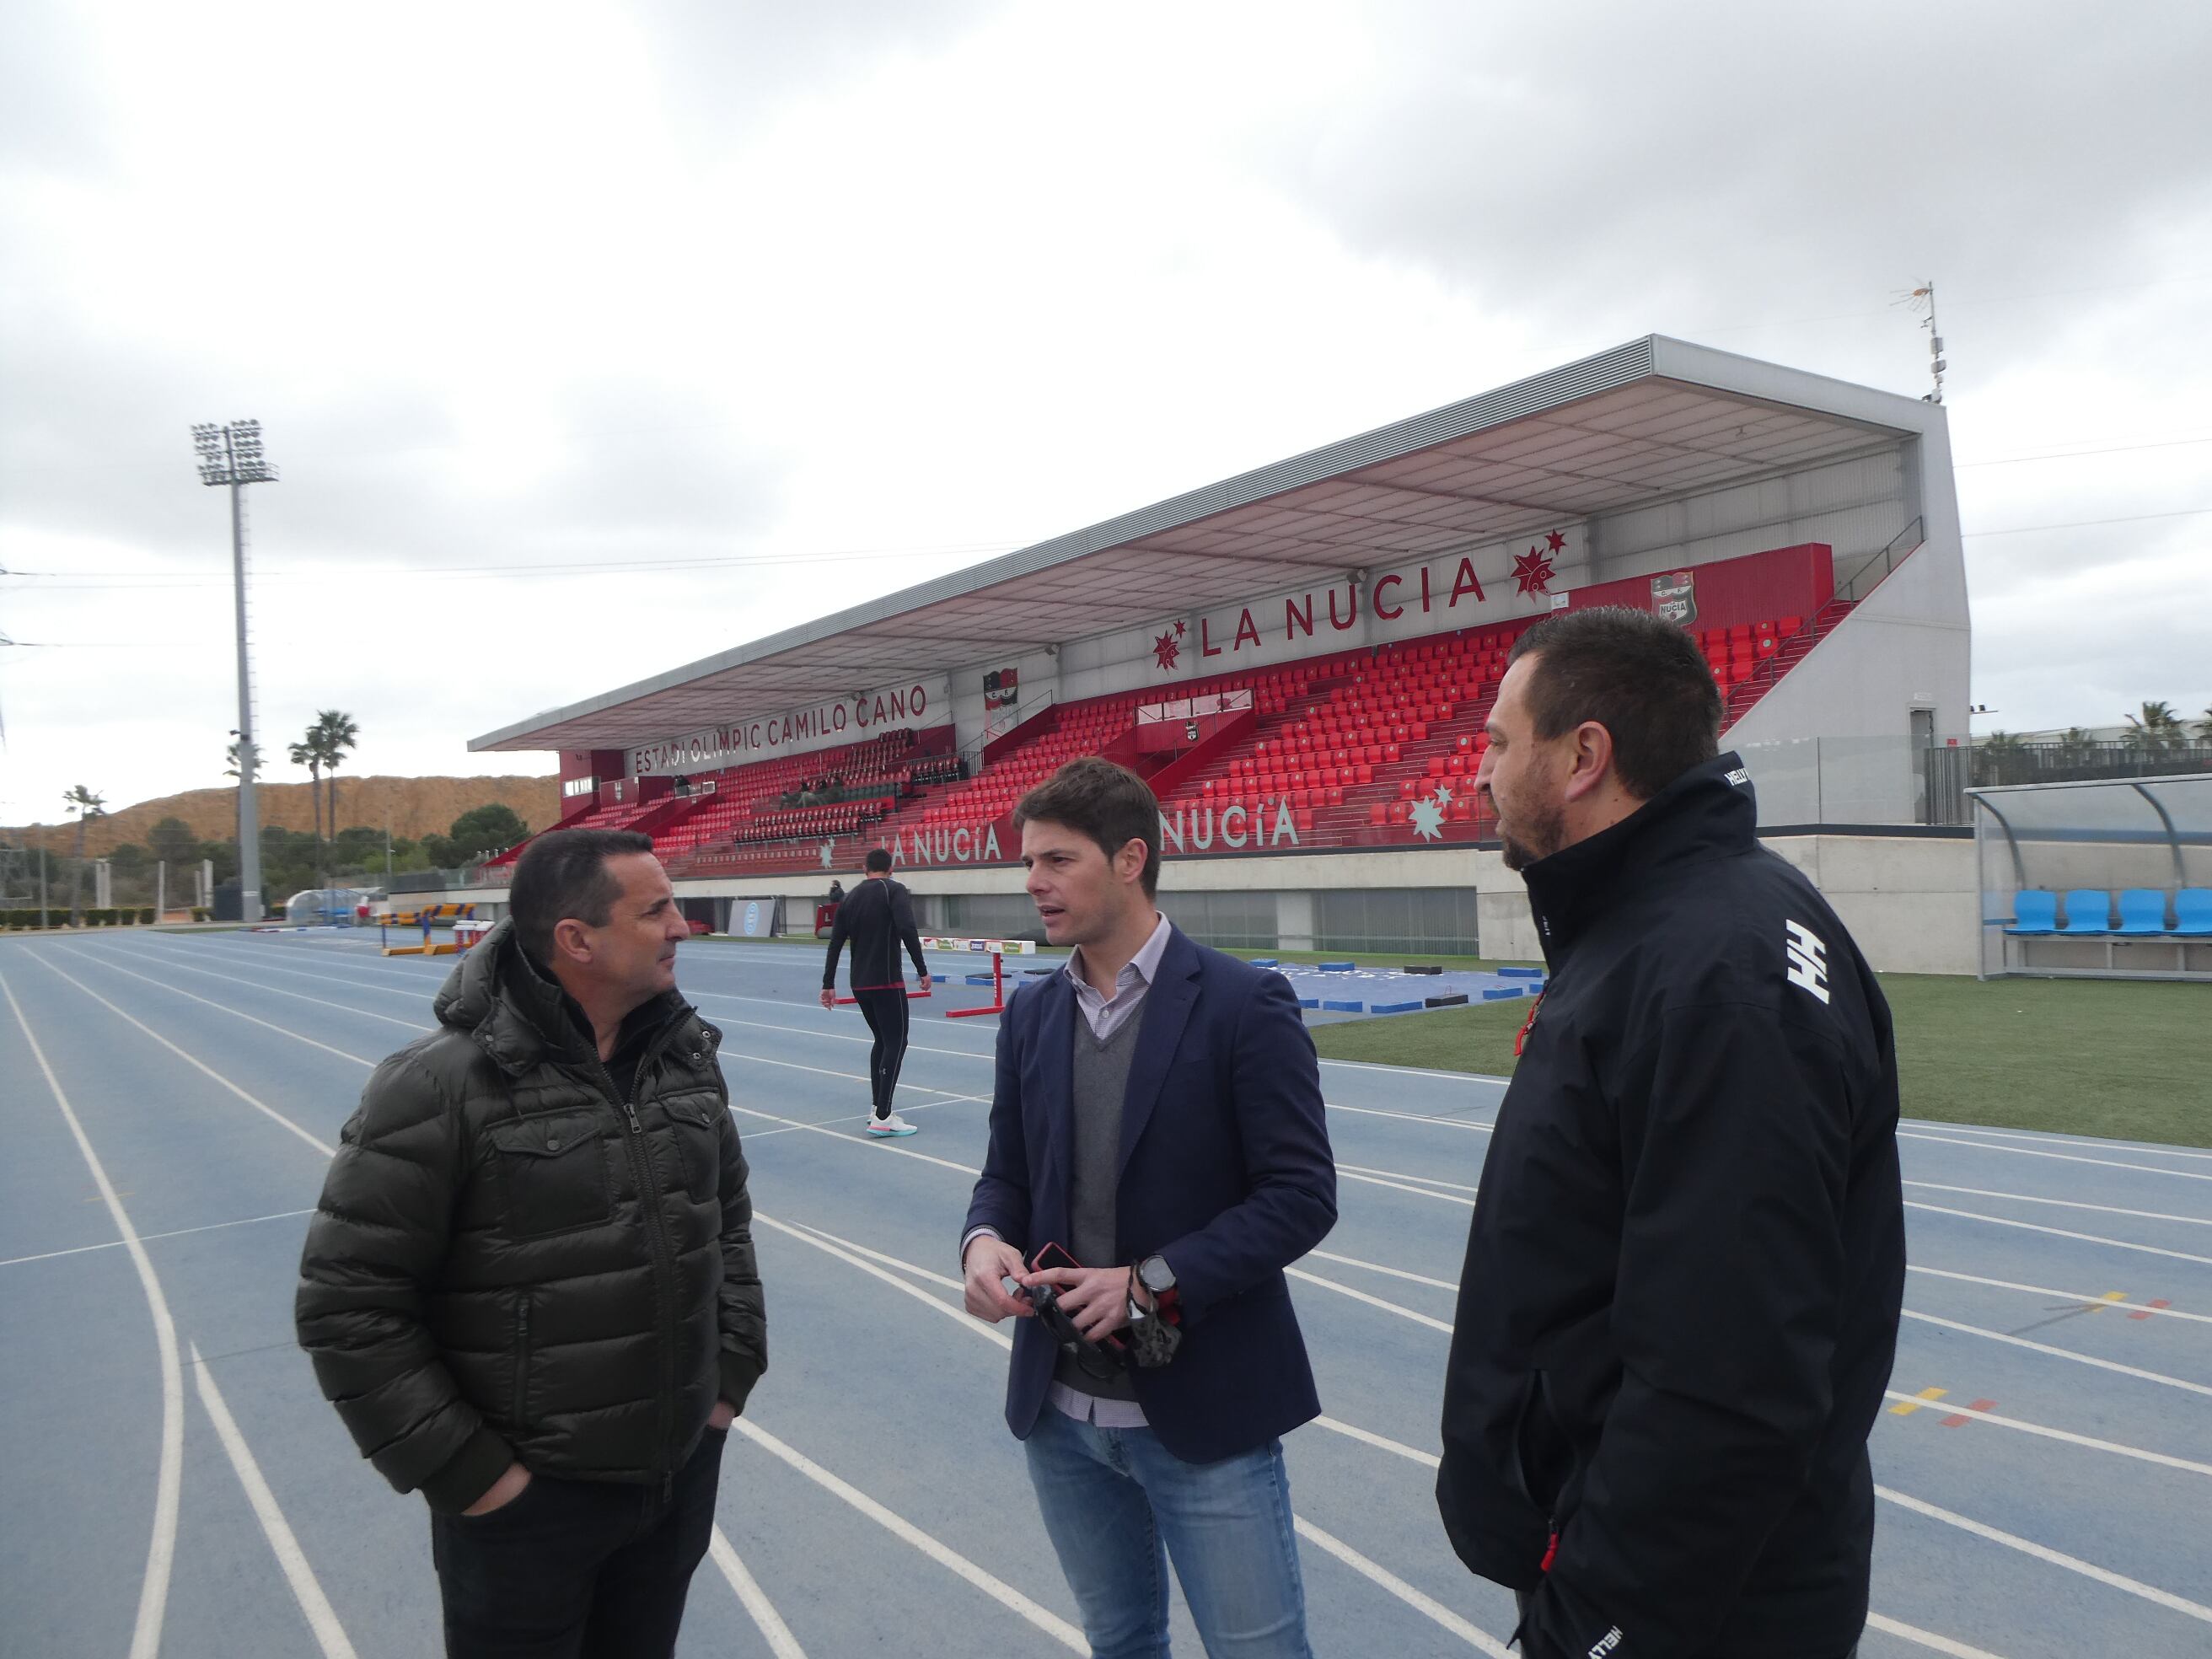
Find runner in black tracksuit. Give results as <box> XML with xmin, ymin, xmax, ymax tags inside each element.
<box><xmin>1438</xmin><ymin>754</ymin><xmax>1905</xmax><ymax>1659</ymax></box>
<box><xmin>820</xmin><ymin>868</ymin><xmax>930</xmax><ymax>1130</ymax></box>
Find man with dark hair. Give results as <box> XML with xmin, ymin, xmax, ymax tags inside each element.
<box><xmin>1437</xmin><ymin>606</ymin><xmax>1903</xmax><ymax>1659</ymax></box>
<box><xmin>962</xmin><ymin>756</ymin><xmax>1338</xmax><ymax>1657</ymax></box>
<box><xmin>819</xmin><ymin>846</ymin><xmax>930</xmax><ymax>1137</ymax></box>
<box><xmin>297</xmin><ymin>827</ymin><xmax>766</xmax><ymax>1659</ymax></box>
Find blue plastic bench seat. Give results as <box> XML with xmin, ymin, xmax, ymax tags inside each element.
<box><xmin>2113</xmin><ymin>889</ymin><xmax>2171</xmax><ymax>936</ymax></box>
<box><xmin>2004</xmin><ymin>890</ymin><xmax>2058</xmax><ymax>936</ymax></box>
<box><xmin>2057</xmin><ymin>889</ymin><xmax>2113</xmax><ymax>936</ymax></box>
<box><xmin>2176</xmin><ymin>889</ymin><xmax>2212</xmax><ymax>937</ymax></box>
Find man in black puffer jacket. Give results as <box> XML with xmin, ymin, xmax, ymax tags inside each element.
<box><xmin>297</xmin><ymin>828</ymin><xmax>766</xmax><ymax>1658</ymax></box>
<box><xmin>1436</xmin><ymin>609</ymin><xmax>1903</xmax><ymax>1659</ymax></box>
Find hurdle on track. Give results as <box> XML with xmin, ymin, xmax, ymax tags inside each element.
<box><xmin>920</xmin><ymin>935</ymin><xmax>1039</xmax><ymax>1018</ymax></box>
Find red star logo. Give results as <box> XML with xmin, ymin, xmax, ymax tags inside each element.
<box><xmin>1513</xmin><ymin>545</ymin><xmax>1556</xmax><ymax>597</ymax></box>
<box><xmin>1153</xmin><ymin>630</ymin><xmax>1181</xmax><ymax>671</ymax></box>
<box><xmin>1545</xmin><ymin>529</ymin><xmax>1566</xmax><ymax>552</ymax></box>
<box><xmin>1174</xmin><ymin>619</ymin><xmax>1187</xmax><ymax>636</ymax></box>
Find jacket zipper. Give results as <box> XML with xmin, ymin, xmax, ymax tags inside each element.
<box><xmin>594</xmin><ymin>1028</ymin><xmax>686</xmax><ymax>1503</ymax></box>
<box><xmin>513</xmin><ymin>1291</ymin><xmax>533</xmax><ymax>1427</ymax></box>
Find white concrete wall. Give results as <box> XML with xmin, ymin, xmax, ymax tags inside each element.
<box><xmin>644</xmin><ymin>831</ymin><xmax>1983</xmax><ymax>973</ymax></box>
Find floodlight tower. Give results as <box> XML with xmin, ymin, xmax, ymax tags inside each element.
<box><xmin>193</xmin><ymin>420</ymin><xmax>277</xmax><ymax>921</ymax></box>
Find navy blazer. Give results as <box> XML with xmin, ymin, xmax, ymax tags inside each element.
<box><xmin>962</xmin><ymin>925</ymin><xmax>1338</xmax><ymax>1463</ymax></box>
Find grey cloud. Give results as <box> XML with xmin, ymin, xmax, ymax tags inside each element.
<box><xmin>1260</xmin><ymin>1</ymin><xmax>2212</xmax><ymax>332</ymax></box>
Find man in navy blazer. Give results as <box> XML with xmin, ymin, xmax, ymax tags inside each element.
<box><xmin>962</xmin><ymin>758</ymin><xmax>1337</xmax><ymax>1659</ymax></box>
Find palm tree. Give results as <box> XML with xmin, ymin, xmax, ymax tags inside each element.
<box><xmin>224</xmin><ymin>739</ymin><xmax>240</xmax><ymax>780</ymax></box>
<box><xmin>2199</xmin><ymin>707</ymin><xmax>2212</xmax><ymax>744</ymax></box>
<box><xmin>313</xmin><ymin>710</ymin><xmax>359</xmax><ymax>836</ymax></box>
<box><xmin>2123</xmin><ymin>700</ymin><xmax>2187</xmax><ymax>757</ymax></box>
<box><xmin>63</xmin><ymin>784</ymin><xmax>105</xmax><ymax>925</ymax></box>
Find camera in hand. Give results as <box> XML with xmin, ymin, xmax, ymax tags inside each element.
<box><xmin>1004</xmin><ymin>1247</ymin><xmax>1130</xmax><ymax>1381</ymax></box>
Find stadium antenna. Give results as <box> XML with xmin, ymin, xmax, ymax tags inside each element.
<box><xmin>192</xmin><ymin>420</ymin><xmax>277</xmax><ymax>923</ymax></box>
<box><xmin>1900</xmin><ymin>282</ymin><xmax>1946</xmax><ymax>404</ymax></box>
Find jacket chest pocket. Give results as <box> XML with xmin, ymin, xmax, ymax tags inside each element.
<box><xmin>660</xmin><ymin>1093</ymin><xmax>722</xmax><ymax>1200</ymax></box>
<box><xmin>489</xmin><ymin>1111</ymin><xmax>614</xmax><ymax>1237</ymax></box>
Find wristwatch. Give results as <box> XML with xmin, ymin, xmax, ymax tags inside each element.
<box><xmin>1136</xmin><ymin>1254</ymin><xmax>1178</xmax><ymax>1318</ymax></box>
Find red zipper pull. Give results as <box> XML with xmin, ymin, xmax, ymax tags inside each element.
<box><xmin>1513</xmin><ymin>993</ymin><xmax>1544</xmax><ymax>1058</ymax></box>
<box><xmin>1540</xmin><ymin>1527</ymin><xmax>1559</xmax><ymax>1573</ymax></box>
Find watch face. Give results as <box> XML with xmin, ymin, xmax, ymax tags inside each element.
<box><xmin>1141</xmin><ymin>1256</ymin><xmax>1175</xmax><ymax>1293</ymax></box>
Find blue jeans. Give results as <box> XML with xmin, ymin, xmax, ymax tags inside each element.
<box><xmin>1024</xmin><ymin>1405</ymin><xmax>1312</xmax><ymax>1659</ymax></box>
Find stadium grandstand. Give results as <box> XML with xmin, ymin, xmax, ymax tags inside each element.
<box><xmin>467</xmin><ymin>336</ymin><xmax>1973</xmax><ymax>968</ymax></box>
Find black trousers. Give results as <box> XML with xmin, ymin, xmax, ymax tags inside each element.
<box><xmin>430</xmin><ymin>1426</ymin><xmax>724</xmax><ymax>1659</ymax></box>
<box><xmin>853</xmin><ymin>985</ymin><xmax>910</xmax><ymax>1118</ymax></box>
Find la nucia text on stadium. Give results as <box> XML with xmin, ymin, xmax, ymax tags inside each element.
<box><xmin>465</xmin><ymin>337</ymin><xmax>1978</xmax><ymax>974</ymax></box>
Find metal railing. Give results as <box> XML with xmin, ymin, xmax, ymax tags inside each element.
<box><xmin>1836</xmin><ymin>517</ymin><xmax>1925</xmax><ymax>604</ymax></box>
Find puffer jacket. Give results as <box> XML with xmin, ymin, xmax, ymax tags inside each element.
<box><xmin>295</xmin><ymin>919</ymin><xmax>767</xmax><ymax>1512</ymax></box>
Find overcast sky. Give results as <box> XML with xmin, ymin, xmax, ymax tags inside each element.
<box><xmin>4</xmin><ymin>1</ymin><xmax>2209</xmax><ymax>825</ymax></box>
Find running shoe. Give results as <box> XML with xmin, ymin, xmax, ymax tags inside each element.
<box><xmin>865</xmin><ymin>1112</ymin><xmax>919</xmax><ymax>1137</ymax></box>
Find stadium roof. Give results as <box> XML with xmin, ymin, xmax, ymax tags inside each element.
<box><xmin>471</xmin><ymin>335</ymin><xmax>1944</xmax><ymax>754</ymax></box>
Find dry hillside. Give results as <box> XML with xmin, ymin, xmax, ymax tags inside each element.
<box><xmin>6</xmin><ymin>775</ymin><xmax>559</xmax><ymax>856</ymax></box>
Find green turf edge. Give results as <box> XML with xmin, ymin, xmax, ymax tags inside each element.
<box><xmin>1307</xmin><ymin>974</ymin><xmax>2212</xmax><ymax>1151</ymax></box>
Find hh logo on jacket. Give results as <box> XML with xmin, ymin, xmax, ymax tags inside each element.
<box><xmin>1785</xmin><ymin>920</ymin><xmax>1830</xmax><ymax>1004</ymax></box>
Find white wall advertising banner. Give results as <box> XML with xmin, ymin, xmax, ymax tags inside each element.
<box><xmin>628</xmin><ymin>674</ymin><xmax>952</xmax><ymax>776</ymax></box>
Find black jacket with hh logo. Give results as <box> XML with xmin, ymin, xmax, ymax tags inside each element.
<box><xmin>1436</xmin><ymin>754</ymin><xmax>1905</xmax><ymax>1659</ymax></box>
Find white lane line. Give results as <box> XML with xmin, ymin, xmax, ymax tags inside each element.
<box><xmin>1292</xmin><ymin>1517</ymin><xmax>1511</xmax><ymax>1656</ymax></box>
<box><xmin>1307</xmin><ymin>1249</ymin><xmax>1459</xmax><ymax>1292</ymax></box>
<box><xmin>31</xmin><ymin>953</ymin><xmax>347</xmax><ymax>1153</ymax></box>
<box><xmin>88</xmin><ymin>946</ymin><xmax>428</xmax><ymax>1030</ymax></box>
<box><xmin>190</xmin><ymin>1344</ymin><xmax>360</xmax><ymax>1657</ymax></box>
<box><xmin>776</xmin><ymin>1218</ymin><xmax>964</xmax><ymax>1291</ymax></box>
<box><xmin>1897</xmin><ymin>1120</ymin><xmax>2212</xmax><ymax>1164</ymax></box>
<box><xmin>1328</xmin><ymin>1101</ymin><xmax>1495</xmax><ymax>1133</ymax></box>
<box><xmin>730</xmin><ymin>1419</ymin><xmax>1087</xmax><ymax>1652</ymax></box>
<box><xmin>1286</xmin><ymin>1267</ymin><xmax>1455</xmax><ymax>1334</ymax></box>
<box><xmin>1881</xmin><ymin>1389</ymin><xmax>2212</xmax><ymax>1478</ymax></box>
<box><xmin>1313</xmin><ymin>1055</ymin><xmax>1509</xmax><ymax>1085</ymax></box>
<box><xmin>1906</xmin><ymin>1200</ymin><xmax>2212</xmax><ymax>1267</ymax></box>
<box><xmin>0</xmin><ymin>1207</ymin><xmax>317</xmax><ymax>1270</ymax></box>
<box><xmin>738</xmin><ymin>1093</ymin><xmax>994</xmax><ymax>1139</ymax></box>
<box><xmin>1338</xmin><ymin>1163</ymin><xmax>1481</xmax><ymax>1195</ymax></box>
<box><xmin>706</xmin><ymin>1528</ymin><xmax>808</xmax><ymax>1659</ymax></box>
<box><xmin>1906</xmin><ymin>1264</ymin><xmax>2212</xmax><ymax>1326</ymax></box>
<box><xmin>1901</xmin><ymin>1308</ymin><xmax>2212</xmax><ymax>1399</ymax></box>
<box><xmin>1898</xmin><ymin>1130</ymin><xmax>2212</xmax><ymax>1184</ymax></box>
<box><xmin>1340</xmin><ymin>1168</ymin><xmax>1479</xmax><ymax>1205</ymax></box>
<box><xmin>687</xmin><ymin>1005</ymin><xmax>999</xmax><ymax>1066</ymax></box>
<box><xmin>1904</xmin><ymin>1180</ymin><xmax>2212</xmax><ymax>1228</ymax></box>
<box><xmin>47</xmin><ymin>945</ymin><xmax>388</xmax><ymax>1067</ymax></box>
<box><xmin>1311</xmin><ymin>1415</ymin><xmax>1442</xmax><ymax>1468</ymax></box>
<box><xmin>1862</xmin><ymin>1611</ymin><xmax>2011</xmax><ymax>1658</ymax></box>
<box><xmin>121</xmin><ymin>942</ymin><xmax>441</xmax><ymax>1001</ymax></box>
<box><xmin>4</xmin><ymin>971</ymin><xmax>184</xmax><ymax>1659</ymax></box>
<box><xmin>718</xmin><ymin>1047</ymin><xmax>991</xmax><ymax>1106</ymax></box>
<box><xmin>1876</xmin><ymin>1484</ymin><xmax>2212</xmax><ymax>1625</ymax></box>
<box><xmin>755</xmin><ymin>1214</ymin><xmax>1003</xmax><ymax>1347</ymax></box>
<box><xmin>727</xmin><ymin>1103</ymin><xmax>985</xmax><ymax>1178</ymax></box>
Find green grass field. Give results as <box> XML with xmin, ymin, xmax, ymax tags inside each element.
<box><xmin>1307</xmin><ymin>974</ymin><xmax>2212</xmax><ymax>1148</ymax></box>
